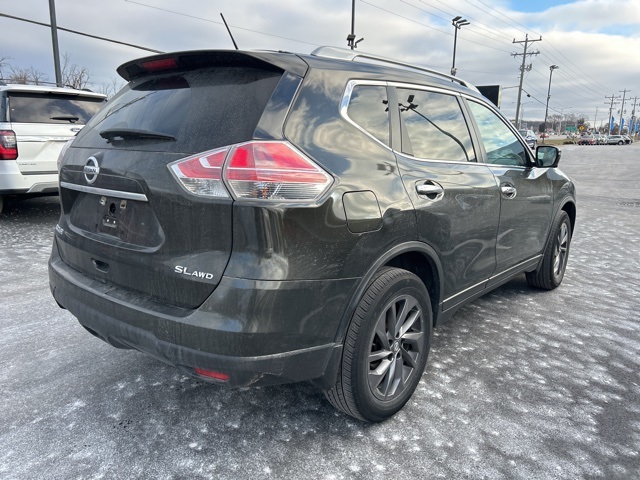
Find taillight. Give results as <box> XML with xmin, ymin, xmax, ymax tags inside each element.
<box><xmin>169</xmin><ymin>141</ymin><xmax>333</xmax><ymax>202</ymax></box>
<box><xmin>225</xmin><ymin>142</ymin><xmax>333</xmax><ymax>201</ymax></box>
<box><xmin>0</xmin><ymin>130</ymin><xmax>18</xmax><ymax>160</ymax></box>
<box><xmin>169</xmin><ymin>147</ymin><xmax>231</xmax><ymax>198</ymax></box>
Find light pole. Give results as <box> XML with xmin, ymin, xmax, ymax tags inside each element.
<box><xmin>346</xmin><ymin>0</ymin><xmax>363</xmax><ymax>50</ymax></box>
<box><xmin>451</xmin><ymin>16</ymin><xmax>469</xmax><ymax>76</ymax></box>
<box><xmin>542</xmin><ymin>64</ymin><xmax>558</xmax><ymax>144</ymax></box>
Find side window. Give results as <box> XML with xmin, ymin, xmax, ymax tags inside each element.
<box><xmin>347</xmin><ymin>85</ymin><xmax>390</xmax><ymax>146</ymax></box>
<box><xmin>467</xmin><ymin>101</ymin><xmax>529</xmax><ymax>167</ymax></box>
<box><xmin>397</xmin><ymin>88</ymin><xmax>475</xmax><ymax>162</ymax></box>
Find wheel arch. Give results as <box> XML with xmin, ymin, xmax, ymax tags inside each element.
<box><xmin>560</xmin><ymin>199</ymin><xmax>576</xmax><ymax>237</ymax></box>
<box><xmin>334</xmin><ymin>241</ymin><xmax>444</xmax><ymax>346</ymax></box>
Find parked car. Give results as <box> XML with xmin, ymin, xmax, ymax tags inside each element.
<box><xmin>0</xmin><ymin>83</ymin><xmax>106</xmax><ymax>214</ymax></box>
<box><xmin>49</xmin><ymin>47</ymin><xmax>576</xmax><ymax>422</ymax></box>
<box><xmin>607</xmin><ymin>135</ymin><xmax>626</xmax><ymax>145</ymax></box>
<box><xmin>518</xmin><ymin>128</ymin><xmax>537</xmax><ymax>148</ymax></box>
<box><xmin>578</xmin><ymin>134</ymin><xmax>596</xmax><ymax>145</ymax></box>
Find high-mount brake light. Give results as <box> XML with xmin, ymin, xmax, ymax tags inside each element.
<box><xmin>225</xmin><ymin>141</ymin><xmax>333</xmax><ymax>201</ymax></box>
<box><xmin>0</xmin><ymin>130</ymin><xmax>18</xmax><ymax>160</ymax></box>
<box><xmin>169</xmin><ymin>147</ymin><xmax>230</xmax><ymax>198</ymax></box>
<box><xmin>169</xmin><ymin>141</ymin><xmax>333</xmax><ymax>202</ymax></box>
<box><xmin>141</xmin><ymin>57</ymin><xmax>178</xmax><ymax>72</ymax></box>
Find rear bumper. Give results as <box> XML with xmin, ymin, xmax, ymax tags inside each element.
<box><xmin>49</xmin><ymin>239</ymin><xmax>356</xmax><ymax>387</ymax></box>
<box><xmin>0</xmin><ymin>160</ymin><xmax>58</xmax><ymax>193</ymax></box>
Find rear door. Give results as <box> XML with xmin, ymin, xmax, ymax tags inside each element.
<box><xmin>7</xmin><ymin>92</ymin><xmax>104</xmax><ymax>174</ymax></box>
<box><xmin>465</xmin><ymin>99</ymin><xmax>553</xmax><ymax>277</ymax></box>
<box><xmin>392</xmin><ymin>86</ymin><xmax>500</xmax><ymax>309</ymax></box>
<box><xmin>57</xmin><ymin>62</ymin><xmax>287</xmax><ymax>309</ymax></box>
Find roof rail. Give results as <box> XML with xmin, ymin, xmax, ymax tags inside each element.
<box><xmin>310</xmin><ymin>46</ymin><xmax>479</xmax><ymax>93</ymax></box>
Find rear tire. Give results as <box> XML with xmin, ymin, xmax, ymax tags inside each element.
<box><xmin>526</xmin><ymin>211</ymin><xmax>572</xmax><ymax>290</ymax></box>
<box><xmin>325</xmin><ymin>267</ymin><xmax>432</xmax><ymax>422</ymax></box>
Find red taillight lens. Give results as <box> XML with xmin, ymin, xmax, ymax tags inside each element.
<box><xmin>194</xmin><ymin>368</ymin><xmax>229</xmax><ymax>381</ymax></box>
<box><xmin>169</xmin><ymin>147</ymin><xmax>230</xmax><ymax>198</ymax></box>
<box><xmin>225</xmin><ymin>142</ymin><xmax>333</xmax><ymax>201</ymax></box>
<box><xmin>0</xmin><ymin>130</ymin><xmax>18</xmax><ymax>160</ymax></box>
<box><xmin>169</xmin><ymin>141</ymin><xmax>333</xmax><ymax>202</ymax></box>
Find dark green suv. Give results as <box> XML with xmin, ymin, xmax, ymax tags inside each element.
<box><xmin>49</xmin><ymin>47</ymin><xmax>576</xmax><ymax>422</ymax></box>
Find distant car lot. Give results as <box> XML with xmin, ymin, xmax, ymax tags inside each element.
<box><xmin>1</xmin><ymin>144</ymin><xmax>639</xmax><ymax>479</ymax></box>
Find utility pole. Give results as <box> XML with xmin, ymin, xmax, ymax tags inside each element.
<box><xmin>619</xmin><ymin>89</ymin><xmax>630</xmax><ymax>134</ymax></box>
<box><xmin>512</xmin><ymin>34</ymin><xmax>542</xmax><ymax>129</ymax></box>
<box><xmin>605</xmin><ymin>94</ymin><xmax>620</xmax><ymax>135</ymax></box>
<box><xmin>48</xmin><ymin>0</ymin><xmax>62</xmax><ymax>86</ymax></box>
<box><xmin>593</xmin><ymin>106</ymin><xmax>598</xmax><ymax>132</ymax></box>
<box><xmin>630</xmin><ymin>97</ymin><xmax>639</xmax><ymax>138</ymax></box>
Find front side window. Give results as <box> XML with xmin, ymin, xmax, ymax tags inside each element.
<box><xmin>346</xmin><ymin>85</ymin><xmax>390</xmax><ymax>146</ymax></box>
<box><xmin>397</xmin><ymin>88</ymin><xmax>475</xmax><ymax>162</ymax></box>
<box><xmin>468</xmin><ymin>101</ymin><xmax>528</xmax><ymax>167</ymax></box>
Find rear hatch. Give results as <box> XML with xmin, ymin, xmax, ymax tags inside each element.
<box><xmin>7</xmin><ymin>91</ymin><xmax>104</xmax><ymax>174</ymax></box>
<box><xmin>56</xmin><ymin>51</ymin><xmax>302</xmax><ymax>309</ymax></box>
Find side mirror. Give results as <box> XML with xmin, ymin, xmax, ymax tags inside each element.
<box><xmin>536</xmin><ymin>145</ymin><xmax>561</xmax><ymax>168</ymax></box>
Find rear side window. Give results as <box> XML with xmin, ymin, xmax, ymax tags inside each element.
<box><xmin>346</xmin><ymin>85</ymin><xmax>390</xmax><ymax>146</ymax></box>
<box><xmin>74</xmin><ymin>67</ymin><xmax>283</xmax><ymax>153</ymax></box>
<box><xmin>397</xmin><ymin>88</ymin><xmax>475</xmax><ymax>162</ymax></box>
<box><xmin>7</xmin><ymin>93</ymin><xmax>104</xmax><ymax>124</ymax></box>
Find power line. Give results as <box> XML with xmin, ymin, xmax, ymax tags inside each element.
<box><xmin>0</xmin><ymin>12</ymin><xmax>162</xmax><ymax>53</ymax></box>
<box><xmin>360</xmin><ymin>0</ymin><xmax>512</xmax><ymax>54</ymax></box>
<box><xmin>123</xmin><ymin>0</ymin><xmax>323</xmax><ymax>48</ymax></box>
<box><xmin>401</xmin><ymin>0</ymin><xmax>512</xmax><ymax>50</ymax></box>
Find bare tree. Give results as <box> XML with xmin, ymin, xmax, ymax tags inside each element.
<box><xmin>97</xmin><ymin>77</ymin><xmax>125</xmax><ymax>99</ymax></box>
<box><xmin>7</xmin><ymin>65</ymin><xmax>49</xmax><ymax>85</ymax></box>
<box><xmin>61</xmin><ymin>53</ymin><xmax>91</xmax><ymax>89</ymax></box>
<box><xmin>0</xmin><ymin>56</ymin><xmax>9</xmax><ymax>81</ymax></box>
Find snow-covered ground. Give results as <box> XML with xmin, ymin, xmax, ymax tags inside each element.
<box><xmin>1</xmin><ymin>145</ymin><xmax>639</xmax><ymax>479</ymax></box>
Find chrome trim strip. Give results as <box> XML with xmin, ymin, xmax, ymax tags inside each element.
<box><xmin>443</xmin><ymin>279</ymin><xmax>488</xmax><ymax>305</ymax></box>
<box><xmin>60</xmin><ymin>181</ymin><xmax>148</xmax><ymax>202</ymax></box>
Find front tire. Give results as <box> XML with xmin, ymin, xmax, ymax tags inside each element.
<box><xmin>325</xmin><ymin>267</ymin><xmax>432</xmax><ymax>422</ymax></box>
<box><xmin>526</xmin><ymin>211</ymin><xmax>572</xmax><ymax>290</ymax></box>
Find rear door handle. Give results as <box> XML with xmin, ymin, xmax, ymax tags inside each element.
<box><xmin>416</xmin><ymin>182</ymin><xmax>444</xmax><ymax>200</ymax></box>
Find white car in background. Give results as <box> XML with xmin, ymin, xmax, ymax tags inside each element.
<box><xmin>518</xmin><ymin>128</ymin><xmax>537</xmax><ymax>149</ymax></box>
<box><xmin>0</xmin><ymin>83</ymin><xmax>105</xmax><ymax>214</ymax></box>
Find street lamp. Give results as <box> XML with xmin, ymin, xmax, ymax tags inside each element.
<box><xmin>346</xmin><ymin>0</ymin><xmax>364</xmax><ymax>50</ymax></box>
<box><xmin>542</xmin><ymin>65</ymin><xmax>559</xmax><ymax>144</ymax></box>
<box><xmin>451</xmin><ymin>16</ymin><xmax>470</xmax><ymax>76</ymax></box>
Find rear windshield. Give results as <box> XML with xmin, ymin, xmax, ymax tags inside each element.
<box><xmin>73</xmin><ymin>67</ymin><xmax>283</xmax><ymax>153</ymax></box>
<box><xmin>7</xmin><ymin>93</ymin><xmax>105</xmax><ymax>124</ymax></box>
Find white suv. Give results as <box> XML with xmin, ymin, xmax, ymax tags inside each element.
<box><xmin>0</xmin><ymin>83</ymin><xmax>105</xmax><ymax>213</ymax></box>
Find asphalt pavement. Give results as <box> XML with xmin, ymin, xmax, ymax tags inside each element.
<box><xmin>1</xmin><ymin>144</ymin><xmax>639</xmax><ymax>479</ymax></box>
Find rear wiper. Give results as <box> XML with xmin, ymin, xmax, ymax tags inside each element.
<box><xmin>99</xmin><ymin>128</ymin><xmax>176</xmax><ymax>142</ymax></box>
<box><xmin>51</xmin><ymin>115</ymin><xmax>80</xmax><ymax>123</ymax></box>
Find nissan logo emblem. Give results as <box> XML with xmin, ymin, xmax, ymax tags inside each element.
<box><xmin>84</xmin><ymin>157</ymin><xmax>100</xmax><ymax>184</ymax></box>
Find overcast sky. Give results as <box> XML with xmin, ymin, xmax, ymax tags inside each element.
<box><xmin>1</xmin><ymin>0</ymin><xmax>639</xmax><ymax>126</ymax></box>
